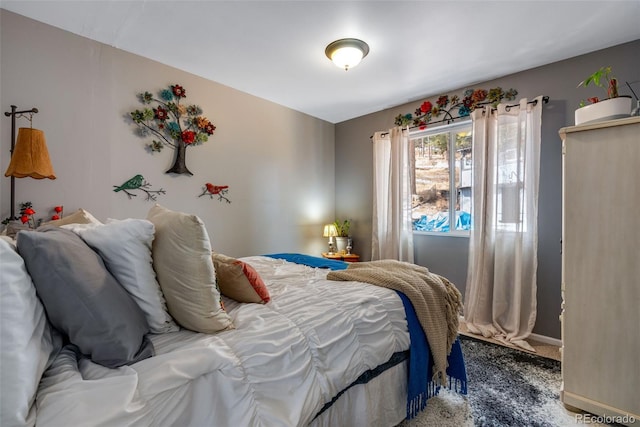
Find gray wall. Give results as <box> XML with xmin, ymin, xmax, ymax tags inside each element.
<box><xmin>335</xmin><ymin>39</ymin><xmax>640</xmax><ymax>339</ymax></box>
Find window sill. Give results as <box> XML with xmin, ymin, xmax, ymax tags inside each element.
<box><xmin>413</xmin><ymin>230</ymin><xmax>470</xmax><ymax>238</ymax></box>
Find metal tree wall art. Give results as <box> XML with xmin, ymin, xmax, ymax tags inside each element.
<box><xmin>130</xmin><ymin>84</ymin><xmax>217</xmax><ymax>175</ymax></box>
<box><xmin>113</xmin><ymin>174</ymin><xmax>166</xmax><ymax>201</ymax></box>
<box><xmin>198</xmin><ymin>183</ymin><xmax>231</xmax><ymax>203</ymax></box>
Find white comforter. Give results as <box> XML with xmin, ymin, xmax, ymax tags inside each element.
<box><xmin>35</xmin><ymin>256</ymin><xmax>410</xmax><ymax>427</ymax></box>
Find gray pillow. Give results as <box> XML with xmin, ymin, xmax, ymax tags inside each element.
<box><xmin>17</xmin><ymin>226</ymin><xmax>153</xmax><ymax>368</ymax></box>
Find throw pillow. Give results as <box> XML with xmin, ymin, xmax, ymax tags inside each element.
<box><xmin>17</xmin><ymin>226</ymin><xmax>154</xmax><ymax>368</ymax></box>
<box><xmin>4</xmin><ymin>220</ymin><xmax>31</xmax><ymax>238</ymax></box>
<box><xmin>63</xmin><ymin>218</ymin><xmax>178</xmax><ymax>333</ymax></box>
<box><xmin>41</xmin><ymin>208</ymin><xmax>102</xmax><ymax>227</ymax></box>
<box><xmin>147</xmin><ymin>204</ymin><xmax>233</xmax><ymax>334</ymax></box>
<box><xmin>0</xmin><ymin>237</ymin><xmax>60</xmax><ymax>427</ymax></box>
<box><xmin>212</xmin><ymin>253</ymin><xmax>270</xmax><ymax>304</ymax></box>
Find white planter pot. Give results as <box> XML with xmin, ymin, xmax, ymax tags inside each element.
<box><xmin>335</xmin><ymin>237</ymin><xmax>348</xmax><ymax>254</ymax></box>
<box><xmin>575</xmin><ymin>96</ymin><xmax>632</xmax><ymax>126</ymax></box>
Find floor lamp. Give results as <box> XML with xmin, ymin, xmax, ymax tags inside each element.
<box><xmin>4</xmin><ymin>105</ymin><xmax>56</xmax><ymax>219</ymax></box>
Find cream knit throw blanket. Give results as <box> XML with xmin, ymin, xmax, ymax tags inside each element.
<box><xmin>327</xmin><ymin>260</ymin><xmax>462</xmax><ymax>383</ymax></box>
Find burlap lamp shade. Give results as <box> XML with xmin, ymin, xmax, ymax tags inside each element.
<box><xmin>4</xmin><ymin>128</ymin><xmax>56</xmax><ymax>179</ymax></box>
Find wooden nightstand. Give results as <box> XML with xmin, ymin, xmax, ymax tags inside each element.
<box><xmin>321</xmin><ymin>252</ymin><xmax>360</xmax><ymax>262</ymax></box>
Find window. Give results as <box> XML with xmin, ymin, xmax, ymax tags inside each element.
<box><xmin>495</xmin><ymin>119</ymin><xmax>528</xmax><ymax>232</ymax></box>
<box><xmin>410</xmin><ymin>121</ymin><xmax>472</xmax><ymax>234</ymax></box>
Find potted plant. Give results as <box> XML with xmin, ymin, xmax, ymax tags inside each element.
<box><xmin>575</xmin><ymin>66</ymin><xmax>632</xmax><ymax>125</ymax></box>
<box><xmin>333</xmin><ymin>219</ymin><xmax>351</xmax><ymax>253</ymax></box>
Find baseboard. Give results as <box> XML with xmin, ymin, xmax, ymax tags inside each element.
<box><xmin>459</xmin><ymin>316</ymin><xmax>562</xmax><ymax>348</ymax></box>
<box><xmin>529</xmin><ymin>333</ymin><xmax>562</xmax><ymax>348</ymax></box>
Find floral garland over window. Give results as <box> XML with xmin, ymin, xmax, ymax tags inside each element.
<box><xmin>130</xmin><ymin>84</ymin><xmax>216</xmax><ymax>175</ymax></box>
<box><xmin>394</xmin><ymin>87</ymin><xmax>518</xmax><ymax>128</ymax></box>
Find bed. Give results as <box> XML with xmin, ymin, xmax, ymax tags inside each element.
<box><xmin>0</xmin><ymin>205</ymin><xmax>466</xmax><ymax>427</ymax></box>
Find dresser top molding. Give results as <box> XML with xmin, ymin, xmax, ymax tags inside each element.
<box><xmin>559</xmin><ymin>116</ymin><xmax>640</xmax><ymax>137</ymax></box>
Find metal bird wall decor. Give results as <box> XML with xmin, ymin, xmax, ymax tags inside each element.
<box><xmin>113</xmin><ymin>174</ymin><xmax>166</xmax><ymax>201</ymax></box>
<box><xmin>198</xmin><ymin>182</ymin><xmax>231</xmax><ymax>203</ymax></box>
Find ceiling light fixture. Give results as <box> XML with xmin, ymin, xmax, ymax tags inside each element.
<box><xmin>325</xmin><ymin>38</ymin><xmax>369</xmax><ymax>71</ymax></box>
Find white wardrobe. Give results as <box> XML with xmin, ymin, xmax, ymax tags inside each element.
<box><xmin>559</xmin><ymin>116</ymin><xmax>640</xmax><ymax>425</ymax></box>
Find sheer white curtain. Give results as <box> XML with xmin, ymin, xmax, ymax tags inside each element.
<box><xmin>464</xmin><ymin>96</ymin><xmax>543</xmax><ymax>351</ymax></box>
<box><xmin>371</xmin><ymin>126</ymin><xmax>414</xmax><ymax>262</ymax></box>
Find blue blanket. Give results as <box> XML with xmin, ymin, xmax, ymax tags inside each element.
<box><xmin>263</xmin><ymin>253</ymin><xmax>467</xmax><ymax>419</ymax></box>
<box><xmin>398</xmin><ymin>292</ymin><xmax>467</xmax><ymax>418</ymax></box>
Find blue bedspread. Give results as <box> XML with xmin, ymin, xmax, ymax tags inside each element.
<box><xmin>263</xmin><ymin>253</ymin><xmax>467</xmax><ymax>420</ymax></box>
<box><xmin>264</xmin><ymin>252</ymin><xmax>349</xmax><ymax>270</ymax></box>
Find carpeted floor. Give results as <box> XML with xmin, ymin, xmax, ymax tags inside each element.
<box><xmin>398</xmin><ymin>335</ymin><xmax>608</xmax><ymax>427</ymax></box>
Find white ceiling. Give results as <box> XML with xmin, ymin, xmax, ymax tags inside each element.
<box><xmin>2</xmin><ymin>1</ymin><xmax>639</xmax><ymax>123</ymax></box>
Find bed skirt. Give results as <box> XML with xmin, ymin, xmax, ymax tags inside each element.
<box><xmin>310</xmin><ymin>360</ymin><xmax>408</xmax><ymax>427</ymax></box>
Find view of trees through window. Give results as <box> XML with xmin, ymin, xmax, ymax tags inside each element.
<box><xmin>410</xmin><ymin>123</ymin><xmax>472</xmax><ymax>233</ymax></box>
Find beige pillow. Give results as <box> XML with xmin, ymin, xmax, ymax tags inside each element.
<box><xmin>41</xmin><ymin>208</ymin><xmax>102</xmax><ymax>227</ymax></box>
<box><xmin>4</xmin><ymin>221</ymin><xmax>31</xmax><ymax>239</ymax></box>
<box><xmin>147</xmin><ymin>204</ymin><xmax>233</xmax><ymax>334</ymax></box>
<box><xmin>5</xmin><ymin>209</ymin><xmax>100</xmax><ymax>238</ymax></box>
<box><xmin>212</xmin><ymin>253</ymin><xmax>271</xmax><ymax>304</ymax></box>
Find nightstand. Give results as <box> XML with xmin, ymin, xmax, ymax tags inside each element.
<box><xmin>321</xmin><ymin>252</ymin><xmax>360</xmax><ymax>262</ymax></box>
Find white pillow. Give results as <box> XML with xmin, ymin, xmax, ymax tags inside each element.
<box><xmin>147</xmin><ymin>204</ymin><xmax>233</xmax><ymax>334</ymax></box>
<box><xmin>59</xmin><ymin>221</ymin><xmax>101</xmax><ymax>234</ymax></box>
<box><xmin>0</xmin><ymin>237</ymin><xmax>60</xmax><ymax>427</ymax></box>
<box><xmin>62</xmin><ymin>219</ymin><xmax>178</xmax><ymax>333</ymax></box>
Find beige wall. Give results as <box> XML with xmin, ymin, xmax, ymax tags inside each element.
<box><xmin>0</xmin><ymin>10</ymin><xmax>335</xmax><ymax>257</ymax></box>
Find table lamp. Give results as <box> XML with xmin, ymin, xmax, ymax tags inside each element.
<box><xmin>323</xmin><ymin>224</ymin><xmax>338</xmax><ymax>254</ymax></box>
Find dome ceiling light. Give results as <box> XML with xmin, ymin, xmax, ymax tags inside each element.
<box><xmin>325</xmin><ymin>38</ymin><xmax>369</xmax><ymax>71</ymax></box>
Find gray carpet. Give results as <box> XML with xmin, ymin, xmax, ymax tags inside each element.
<box><xmin>398</xmin><ymin>335</ymin><xmax>582</xmax><ymax>427</ymax></box>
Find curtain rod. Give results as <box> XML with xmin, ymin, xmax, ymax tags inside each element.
<box><xmin>370</xmin><ymin>95</ymin><xmax>549</xmax><ymax>139</ymax></box>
